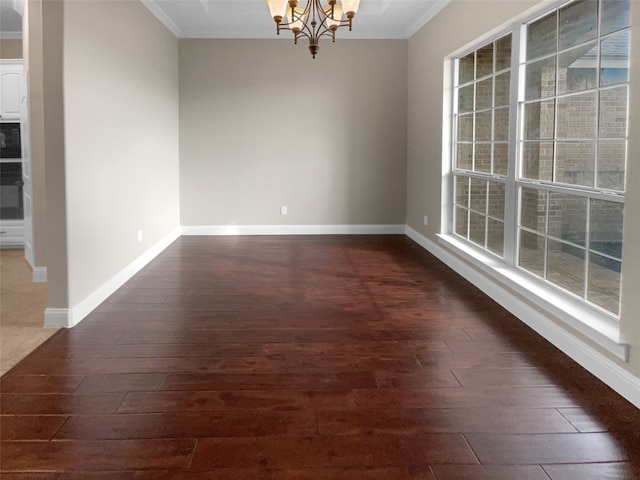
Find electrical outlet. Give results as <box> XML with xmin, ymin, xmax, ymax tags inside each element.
<box><xmin>138</xmin><ymin>230</ymin><xmax>143</xmax><ymax>242</ymax></box>
<box><xmin>280</xmin><ymin>206</ymin><xmax>288</xmax><ymax>215</ymax></box>
<box><xmin>423</xmin><ymin>215</ymin><xmax>428</xmax><ymax>226</ymax></box>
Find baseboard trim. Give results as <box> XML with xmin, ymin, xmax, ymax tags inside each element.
<box><xmin>46</xmin><ymin>228</ymin><xmax>181</xmax><ymax>329</ymax></box>
<box><xmin>405</xmin><ymin>225</ymin><xmax>640</xmax><ymax>409</ymax></box>
<box><xmin>44</xmin><ymin>308</ymin><xmax>72</xmax><ymax>328</ymax></box>
<box><xmin>181</xmin><ymin>224</ymin><xmax>406</xmax><ymax>236</ymax></box>
<box><xmin>33</xmin><ymin>266</ymin><xmax>47</xmax><ymax>283</ymax></box>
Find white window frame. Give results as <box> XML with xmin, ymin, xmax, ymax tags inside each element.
<box><xmin>439</xmin><ymin>0</ymin><xmax>629</xmax><ymax>360</ymax></box>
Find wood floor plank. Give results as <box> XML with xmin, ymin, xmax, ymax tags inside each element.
<box><xmin>542</xmin><ymin>462</ymin><xmax>640</xmax><ymax>479</ymax></box>
<box><xmin>116</xmin><ymin>330</ymin><xmax>295</xmax><ymax>345</ymax></box>
<box><xmin>56</xmin><ymin>473</ymin><xmax>137</xmax><ymax>480</ymax></box>
<box><xmin>451</xmin><ymin>366</ymin><xmax>601</xmax><ymax>388</ymax></box>
<box><xmin>1</xmin><ymin>415</ymin><xmax>68</xmax><ymax>440</ymax></box>
<box><xmin>352</xmin><ymin>386</ymin><xmax>583</xmax><ymax>409</ymax></box>
<box><xmin>0</xmin><ymin>474</ymin><xmax>59</xmax><ymax>480</ymax></box>
<box><xmin>74</xmin><ymin>374</ymin><xmax>166</xmax><ymax>393</ymax></box>
<box><xmin>34</xmin><ymin>343</ymin><xmax>266</xmax><ymax>359</ymax></box>
<box><xmin>556</xmin><ymin>405</ymin><xmax>640</xmax><ymax>433</ymax></box>
<box><xmin>430</xmin><ymin>465</ymin><xmax>550</xmax><ymax>479</ymax></box>
<box><xmin>190</xmin><ymin>434</ymin><xmax>477</xmax><ymax>469</ymax></box>
<box><xmin>54</xmin><ymin>411</ymin><xmax>317</xmax><ymax>439</ymax></box>
<box><xmin>0</xmin><ymin>375</ymin><xmax>85</xmax><ymax>393</ymax></box>
<box><xmin>262</xmin><ymin>340</ymin><xmax>452</xmax><ymax>356</ymax></box>
<box><xmin>0</xmin><ymin>439</ymin><xmax>196</xmax><ymax>472</ymax></box>
<box><xmin>159</xmin><ymin>372</ymin><xmax>378</xmax><ymax>391</ymax></box>
<box><xmin>132</xmin><ymin>467</ymin><xmax>431</xmax><ymax>480</ymax></box>
<box><xmin>465</xmin><ymin>432</ymin><xmax>631</xmax><ymax>464</ymax></box>
<box><xmin>118</xmin><ymin>390</ymin><xmax>357</xmax><ymax>413</ymax></box>
<box><xmin>0</xmin><ymin>393</ymin><xmax>126</xmax><ymax>415</ymax></box>
<box><xmin>316</xmin><ymin>407</ymin><xmax>577</xmax><ymax>435</ymax></box>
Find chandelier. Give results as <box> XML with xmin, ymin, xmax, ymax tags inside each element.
<box><xmin>266</xmin><ymin>0</ymin><xmax>361</xmax><ymax>58</ymax></box>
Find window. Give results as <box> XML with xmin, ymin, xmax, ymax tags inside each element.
<box><xmin>451</xmin><ymin>0</ymin><xmax>630</xmax><ymax>317</ymax></box>
<box><xmin>453</xmin><ymin>35</ymin><xmax>511</xmax><ymax>257</ymax></box>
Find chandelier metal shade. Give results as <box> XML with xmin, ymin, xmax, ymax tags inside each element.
<box><xmin>266</xmin><ymin>0</ymin><xmax>361</xmax><ymax>58</ymax></box>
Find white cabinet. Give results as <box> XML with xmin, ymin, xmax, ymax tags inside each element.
<box><xmin>1</xmin><ymin>64</ymin><xmax>23</xmax><ymax>120</ymax></box>
<box><xmin>0</xmin><ymin>220</ymin><xmax>25</xmax><ymax>248</ymax></box>
<box><xmin>1</xmin><ymin>62</ymin><xmax>25</xmax><ymax>248</ymax></box>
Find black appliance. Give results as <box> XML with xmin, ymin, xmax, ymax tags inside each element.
<box><xmin>0</xmin><ymin>162</ymin><xmax>23</xmax><ymax>220</ymax></box>
<box><xmin>0</xmin><ymin>122</ymin><xmax>22</xmax><ymax>159</ymax></box>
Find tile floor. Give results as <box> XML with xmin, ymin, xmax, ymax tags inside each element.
<box><xmin>0</xmin><ymin>248</ymin><xmax>56</xmax><ymax>377</ymax></box>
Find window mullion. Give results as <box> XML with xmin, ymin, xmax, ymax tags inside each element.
<box><xmin>503</xmin><ymin>25</ymin><xmax>523</xmax><ymax>266</ymax></box>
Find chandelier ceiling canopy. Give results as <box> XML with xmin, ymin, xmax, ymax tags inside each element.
<box><xmin>266</xmin><ymin>0</ymin><xmax>361</xmax><ymax>58</ymax></box>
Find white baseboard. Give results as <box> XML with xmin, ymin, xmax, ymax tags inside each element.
<box><xmin>405</xmin><ymin>226</ymin><xmax>640</xmax><ymax>409</ymax></box>
<box><xmin>44</xmin><ymin>308</ymin><xmax>72</xmax><ymax>328</ymax></box>
<box><xmin>181</xmin><ymin>224</ymin><xmax>406</xmax><ymax>236</ymax></box>
<box><xmin>44</xmin><ymin>228</ymin><xmax>181</xmax><ymax>329</ymax></box>
<box><xmin>32</xmin><ymin>266</ymin><xmax>47</xmax><ymax>283</ymax></box>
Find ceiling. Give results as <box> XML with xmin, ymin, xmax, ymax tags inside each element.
<box><xmin>142</xmin><ymin>0</ymin><xmax>451</xmax><ymax>39</ymax></box>
<box><xmin>0</xmin><ymin>0</ymin><xmax>451</xmax><ymax>40</ymax></box>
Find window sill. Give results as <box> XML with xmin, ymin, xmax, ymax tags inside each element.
<box><xmin>437</xmin><ymin>233</ymin><xmax>628</xmax><ymax>361</ymax></box>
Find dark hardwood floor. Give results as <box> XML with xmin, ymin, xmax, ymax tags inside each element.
<box><xmin>2</xmin><ymin>235</ymin><xmax>640</xmax><ymax>479</ymax></box>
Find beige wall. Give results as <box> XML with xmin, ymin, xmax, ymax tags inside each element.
<box><xmin>179</xmin><ymin>39</ymin><xmax>407</xmax><ymax>226</ymax></box>
<box><xmin>61</xmin><ymin>0</ymin><xmax>180</xmax><ymax>306</ymax></box>
<box><xmin>407</xmin><ymin>0</ymin><xmax>640</xmax><ymax>379</ymax></box>
<box><xmin>0</xmin><ymin>39</ymin><xmax>22</xmax><ymax>59</ymax></box>
<box><xmin>41</xmin><ymin>0</ymin><xmax>67</xmax><ymax>307</ymax></box>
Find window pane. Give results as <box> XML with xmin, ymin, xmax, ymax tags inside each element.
<box><xmin>475</xmin><ymin>110</ymin><xmax>492</xmax><ymax>141</ymax></box>
<box><xmin>457</xmin><ymin>114</ymin><xmax>473</xmax><ymax>142</ymax></box>
<box><xmin>548</xmin><ymin>192</ymin><xmax>587</xmax><ymax>245</ymax></box>
<box><xmin>469</xmin><ymin>211</ymin><xmax>486</xmax><ymax>246</ymax></box>
<box><xmin>598</xmin><ymin>85</ymin><xmax>628</xmax><ymax>138</ymax></box>
<box><xmin>477</xmin><ymin>43</ymin><xmax>494</xmax><ymax>78</ymax></box>
<box><xmin>526</xmin><ymin>57</ymin><xmax>557</xmax><ymax>100</ymax></box>
<box><xmin>520</xmin><ymin>188</ymin><xmax>547</xmax><ymax>233</ymax></box>
<box><xmin>556</xmin><ymin>91</ymin><xmax>597</xmax><ymax>138</ymax></box>
<box><xmin>522</xmin><ymin>141</ymin><xmax>554</xmax><ymax>181</ymax></box>
<box><xmin>519</xmin><ymin>230</ymin><xmax>546</xmax><ymax>277</ymax></box>
<box><xmin>456</xmin><ymin>143</ymin><xmax>473</xmax><ymax>170</ymax></box>
<box><xmin>558</xmin><ymin>43</ymin><xmax>597</xmax><ymax>94</ymax></box>
<box><xmin>455</xmin><ymin>207</ymin><xmax>469</xmax><ymax>238</ymax></box>
<box><xmin>458</xmin><ymin>84</ymin><xmax>474</xmax><ymax>113</ymax></box>
<box><xmin>470</xmin><ymin>178</ymin><xmax>487</xmax><ymax>213</ymax></box>
<box><xmin>494</xmin><ymin>143</ymin><xmax>509</xmax><ymax>176</ymax></box>
<box><xmin>547</xmin><ymin>239</ymin><xmax>585</xmax><ymax>296</ymax></box>
<box><xmin>495</xmin><ymin>72</ymin><xmax>510</xmax><ymax>107</ymax></box>
<box><xmin>476</xmin><ymin>77</ymin><xmax>493</xmax><ymax>110</ymax></box>
<box><xmin>496</xmin><ymin>34</ymin><xmax>512</xmax><ymax>71</ymax></box>
<box><xmin>588</xmin><ymin>253</ymin><xmax>621</xmax><ymax>314</ymax></box>
<box><xmin>589</xmin><ymin>199</ymin><xmax>623</xmax><ymax>259</ymax></box>
<box><xmin>600</xmin><ymin>30</ymin><xmax>629</xmax><ymax>87</ymax></box>
<box><xmin>555</xmin><ymin>141</ymin><xmax>595</xmax><ymax>187</ymax></box>
<box><xmin>488</xmin><ymin>182</ymin><xmax>505</xmax><ymax>220</ymax></box>
<box><xmin>455</xmin><ymin>176</ymin><xmax>470</xmax><ymax>207</ymax></box>
<box><xmin>527</xmin><ymin>11</ymin><xmax>557</xmax><ymax>60</ymax></box>
<box><xmin>558</xmin><ymin>0</ymin><xmax>597</xmax><ymax>50</ymax></box>
<box><xmin>601</xmin><ymin>0</ymin><xmax>630</xmax><ymax>36</ymax></box>
<box><xmin>475</xmin><ymin>143</ymin><xmax>491</xmax><ymax>173</ymax></box>
<box><xmin>494</xmin><ymin>107</ymin><xmax>510</xmax><ymax>142</ymax></box>
<box><xmin>487</xmin><ymin>218</ymin><xmax>505</xmax><ymax>256</ymax></box>
<box><xmin>524</xmin><ymin>100</ymin><xmax>556</xmax><ymax>140</ymax></box>
<box><xmin>597</xmin><ymin>140</ymin><xmax>626</xmax><ymax>191</ymax></box>
<box><xmin>459</xmin><ymin>52</ymin><xmax>475</xmax><ymax>84</ymax></box>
